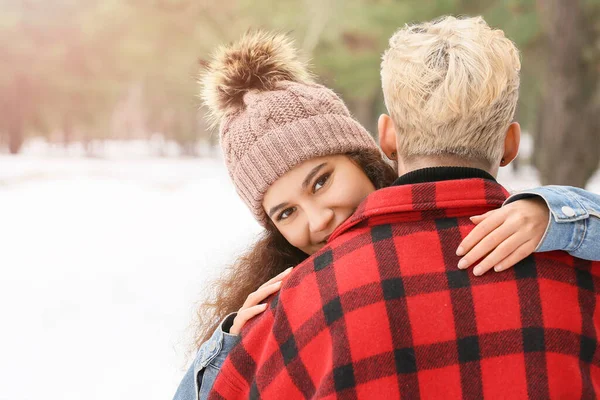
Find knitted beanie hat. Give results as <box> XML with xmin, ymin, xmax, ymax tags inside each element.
<box><xmin>200</xmin><ymin>31</ymin><xmax>381</xmax><ymax>225</ymax></box>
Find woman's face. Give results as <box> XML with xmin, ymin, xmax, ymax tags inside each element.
<box><xmin>262</xmin><ymin>155</ymin><xmax>376</xmax><ymax>255</ymax></box>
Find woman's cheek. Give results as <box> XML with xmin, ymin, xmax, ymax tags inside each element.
<box><xmin>351</xmin><ymin>177</ymin><xmax>376</xmax><ymax>204</ymax></box>
<box><xmin>281</xmin><ymin>226</ymin><xmax>308</xmax><ymax>250</ymax></box>
<box><xmin>338</xmin><ymin>183</ymin><xmax>369</xmax><ymax>209</ymax></box>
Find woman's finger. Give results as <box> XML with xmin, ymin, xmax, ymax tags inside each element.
<box><xmin>469</xmin><ymin>210</ymin><xmax>495</xmax><ymax>224</ymax></box>
<box><xmin>471</xmin><ymin>232</ymin><xmax>530</xmax><ymax>276</ymax></box>
<box><xmin>492</xmin><ymin>239</ymin><xmax>538</xmax><ymax>273</ymax></box>
<box><xmin>258</xmin><ymin>267</ymin><xmax>293</xmax><ymax>290</ymax></box>
<box><xmin>456</xmin><ymin>209</ymin><xmax>508</xmax><ymax>257</ymax></box>
<box><xmin>458</xmin><ymin>221</ymin><xmax>518</xmax><ymax>271</ymax></box>
<box><xmin>469</xmin><ymin>215</ymin><xmax>485</xmax><ymax>224</ymax></box>
<box><xmin>242</xmin><ymin>281</ymin><xmax>283</xmax><ymax>308</ymax></box>
<box><xmin>230</xmin><ymin>303</ymin><xmax>268</xmax><ymax>335</ymax></box>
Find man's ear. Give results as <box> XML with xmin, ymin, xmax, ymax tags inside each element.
<box><xmin>378</xmin><ymin>114</ymin><xmax>398</xmax><ymax>160</ymax></box>
<box><xmin>501</xmin><ymin>122</ymin><xmax>521</xmax><ymax>167</ymax></box>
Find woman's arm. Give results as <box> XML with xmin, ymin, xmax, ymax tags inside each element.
<box><xmin>504</xmin><ymin>186</ymin><xmax>600</xmax><ymax>259</ymax></box>
<box><xmin>456</xmin><ymin>185</ymin><xmax>600</xmax><ymax>275</ymax></box>
<box><xmin>196</xmin><ymin>314</ymin><xmax>241</xmax><ymax>400</ymax></box>
<box><xmin>197</xmin><ymin>267</ymin><xmax>293</xmax><ymax>400</ymax></box>
<box><xmin>171</xmin><ymin>313</ymin><xmax>239</xmax><ymax>400</ymax></box>
<box><xmin>172</xmin><ymin>360</ymin><xmax>198</xmax><ymax>400</ymax></box>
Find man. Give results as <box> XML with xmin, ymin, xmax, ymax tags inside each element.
<box><xmin>209</xmin><ymin>16</ymin><xmax>600</xmax><ymax>399</ymax></box>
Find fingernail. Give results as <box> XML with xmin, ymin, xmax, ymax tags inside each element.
<box><xmin>458</xmin><ymin>258</ymin><xmax>469</xmax><ymax>269</ymax></box>
<box><xmin>456</xmin><ymin>246</ymin><xmax>465</xmax><ymax>256</ymax></box>
<box><xmin>284</xmin><ymin>267</ymin><xmax>293</xmax><ymax>274</ymax></box>
<box><xmin>473</xmin><ymin>267</ymin><xmax>482</xmax><ymax>276</ymax></box>
<box><xmin>494</xmin><ymin>264</ymin><xmax>503</xmax><ymax>272</ymax></box>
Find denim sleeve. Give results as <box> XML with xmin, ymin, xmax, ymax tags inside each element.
<box><xmin>172</xmin><ymin>361</ymin><xmax>197</xmax><ymax>400</ymax></box>
<box><xmin>504</xmin><ymin>186</ymin><xmax>600</xmax><ymax>260</ymax></box>
<box><xmin>196</xmin><ymin>313</ymin><xmax>241</xmax><ymax>400</ymax></box>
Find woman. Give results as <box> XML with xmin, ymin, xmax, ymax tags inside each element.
<box><xmin>173</xmin><ymin>31</ymin><xmax>600</xmax><ymax>400</ymax></box>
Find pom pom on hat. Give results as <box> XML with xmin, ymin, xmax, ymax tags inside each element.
<box><xmin>200</xmin><ymin>31</ymin><xmax>314</xmax><ymax>125</ymax></box>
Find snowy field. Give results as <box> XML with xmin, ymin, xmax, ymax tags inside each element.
<box><xmin>0</xmin><ymin>143</ymin><xmax>261</xmax><ymax>400</ymax></box>
<box><xmin>0</xmin><ymin>140</ymin><xmax>598</xmax><ymax>400</ymax></box>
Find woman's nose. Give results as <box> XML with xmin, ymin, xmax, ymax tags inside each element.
<box><xmin>307</xmin><ymin>207</ymin><xmax>334</xmax><ymax>234</ymax></box>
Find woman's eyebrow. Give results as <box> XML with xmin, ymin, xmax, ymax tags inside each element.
<box><xmin>268</xmin><ymin>203</ymin><xmax>288</xmax><ymax>218</ymax></box>
<box><xmin>302</xmin><ymin>163</ymin><xmax>327</xmax><ymax>190</ymax></box>
<box><xmin>268</xmin><ymin>163</ymin><xmax>328</xmax><ymax>218</ymax></box>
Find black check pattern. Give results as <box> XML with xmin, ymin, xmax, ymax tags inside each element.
<box><xmin>209</xmin><ymin>178</ymin><xmax>600</xmax><ymax>399</ymax></box>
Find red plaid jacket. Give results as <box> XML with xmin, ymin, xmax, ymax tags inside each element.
<box><xmin>210</xmin><ymin>175</ymin><xmax>600</xmax><ymax>399</ymax></box>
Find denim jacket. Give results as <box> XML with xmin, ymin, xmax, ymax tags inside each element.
<box><xmin>172</xmin><ymin>313</ymin><xmax>240</xmax><ymax>400</ymax></box>
<box><xmin>504</xmin><ymin>186</ymin><xmax>600</xmax><ymax>260</ymax></box>
<box><xmin>173</xmin><ymin>185</ymin><xmax>600</xmax><ymax>400</ymax></box>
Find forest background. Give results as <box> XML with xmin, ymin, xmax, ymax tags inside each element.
<box><xmin>2</xmin><ymin>0</ymin><xmax>600</xmax><ymax>186</ymax></box>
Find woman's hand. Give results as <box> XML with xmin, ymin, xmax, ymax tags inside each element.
<box><xmin>456</xmin><ymin>197</ymin><xmax>550</xmax><ymax>276</ymax></box>
<box><xmin>229</xmin><ymin>267</ymin><xmax>293</xmax><ymax>335</ymax></box>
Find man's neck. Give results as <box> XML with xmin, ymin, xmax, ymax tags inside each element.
<box><xmin>392</xmin><ymin>166</ymin><xmax>496</xmax><ymax>186</ymax></box>
<box><xmin>398</xmin><ymin>155</ymin><xmax>498</xmax><ymax>178</ymax></box>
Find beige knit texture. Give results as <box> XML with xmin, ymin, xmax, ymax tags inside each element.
<box><xmin>219</xmin><ymin>80</ymin><xmax>379</xmax><ymax>225</ymax></box>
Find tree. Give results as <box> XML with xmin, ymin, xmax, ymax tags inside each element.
<box><xmin>533</xmin><ymin>0</ymin><xmax>600</xmax><ymax>187</ymax></box>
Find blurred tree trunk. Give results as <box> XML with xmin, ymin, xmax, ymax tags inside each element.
<box><xmin>533</xmin><ymin>0</ymin><xmax>600</xmax><ymax>187</ymax></box>
<box><xmin>348</xmin><ymin>93</ymin><xmax>378</xmax><ymax>138</ymax></box>
<box><xmin>63</xmin><ymin>113</ymin><xmax>73</xmax><ymax>148</ymax></box>
<box><xmin>7</xmin><ymin>125</ymin><xmax>24</xmax><ymax>155</ymax></box>
<box><xmin>7</xmin><ymin>75</ymin><xmax>27</xmax><ymax>154</ymax></box>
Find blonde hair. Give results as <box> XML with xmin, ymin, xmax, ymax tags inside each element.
<box><xmin>381</xmin><ymin>16</ymin><xmax>521</xmax><ymax>165</ymax></box>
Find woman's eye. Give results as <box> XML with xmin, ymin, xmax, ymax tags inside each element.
<box><xmin>277</xmin><ymin>207</ymin><xmax>296</xmax><ymax>221</ymax></box>
<box><xmin>313</xmin><ymin>173</ymin><xmax>330</xmax><ymax>192</ymax></box>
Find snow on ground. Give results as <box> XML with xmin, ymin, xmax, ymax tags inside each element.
<box><xmin>0</xmin><ymin>142</ymin><xmax>598</xmax><ymax>400</ymax></box>
<box><xmin>0</xmin><ymin>150</ymin><xmax>260</xmax><ymax>400</ymax></box>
